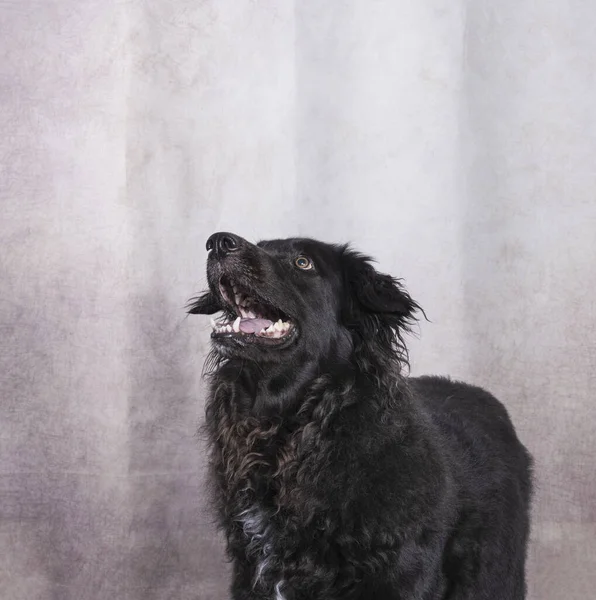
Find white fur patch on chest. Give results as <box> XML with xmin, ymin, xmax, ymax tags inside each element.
<box><xmin>274</xmin><ymin>580</ymin><xmax>287</xmax><ymax>600</ymax></box>
<box><xmin>237</xmin><ymin>502</ymin><xmax>280</xmax><ymax>590</ymax></box>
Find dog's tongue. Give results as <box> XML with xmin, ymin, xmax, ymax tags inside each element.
<box><xmin>239</xmin><ymin>318</ymin><xmax>272</xmax><ymax>333</ymax></box>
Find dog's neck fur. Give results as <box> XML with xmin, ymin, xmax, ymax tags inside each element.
<box><xmin>210</xmin><ymin>330</ymin><xmax>360</xmax><ymax>416</ymax></box>
<box><xmin>250</xmin><ymin>359</ymin><xmax>321</xmax><ymax>414</ymax></box>
<box><xmin>215</xmin><ymin>359</ymin><xmax>333</xmax><ymax>417</ymax></box>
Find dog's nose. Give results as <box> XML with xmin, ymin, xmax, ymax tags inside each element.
<box><xmin>206</xmin><ymin>232</ymin><xmax>241</xmax><ymax>258</ymax></box>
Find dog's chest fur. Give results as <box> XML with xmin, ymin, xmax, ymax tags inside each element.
<box><xmin>205</xmin><ymin>374</ymin><xmax>351</xmax><ymax>597</ymax></box>
<box><xmin>209</xmin><ymin>405</ymin><xmax>314</xmax><ymax>594</ymax></box>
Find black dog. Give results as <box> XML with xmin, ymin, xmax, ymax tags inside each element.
<box><xmin>188</xmin><ymin>232</ymin><xmax>532</xmax><ymax>600</ymax></box>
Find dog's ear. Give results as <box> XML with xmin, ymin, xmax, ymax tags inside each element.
<box><xmin>186</xmin><ymin>291</ymin><xmax>220</xmax><ymax>315</ymax></box>
<box><xmin>350</xmin><ymin>263</ymin><xmax>417</xmax><ymax>318</ymax></box>
<box><xmin>341</xmin><ymin>249</ymin><xmax>421</xmax><ymax>368</ymax></box>
<box><xmin>343</xmin><ymin>250</ymin><xmax>419</xmax><ymax>321</ymax></box>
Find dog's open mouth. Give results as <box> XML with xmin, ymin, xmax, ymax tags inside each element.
<box><xmin>211</xmin><ymin>276</ymin><xmax>295</xmax><ymax>342</ymax></box>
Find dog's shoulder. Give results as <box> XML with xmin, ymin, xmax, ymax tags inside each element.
<box><xmin>409</xmin><ymin>375</ymin><xmax>512</xmax><ymax>421</ymax></box>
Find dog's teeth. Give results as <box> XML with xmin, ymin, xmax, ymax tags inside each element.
<box><xmin>210</xmin><ymin>318</ymin><xmax>217</xmax><ymax>329</ymax></box>
<box><xmin>234</xmin><ymin>294</ymin><xmax>242</xmax><ymax>306</ymax></box>
<box><xmin>246</xmin><ymin>310</ymin><xmax>256</xmax><ymax>319</ymax></box>
<box><xmin>233</xmin><ymin>317</ymin><xmax>241</xmax><ymax>333</ymax></box>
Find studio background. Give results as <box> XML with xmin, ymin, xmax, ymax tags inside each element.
<box><xmin>1</xmin><ymin>1</ymin><xmax>595</xmax><ymax>599</ymax></box>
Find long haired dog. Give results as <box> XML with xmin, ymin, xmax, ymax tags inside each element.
<box><xmin>188</xmin><ymin>232</ymin><xmax>532</xmax><ymax>600</ymax></box>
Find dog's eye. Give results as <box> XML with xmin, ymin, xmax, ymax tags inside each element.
<box><xmin>295</xmin><ymin>256</ymin><xmax>313</xmax><ymax>270</ymax></box>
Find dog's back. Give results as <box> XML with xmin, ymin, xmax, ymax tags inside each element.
<box><xmin>411</xmin><ymin>375</ymin><xmax>533</xmax><ymax>598</ymax></box>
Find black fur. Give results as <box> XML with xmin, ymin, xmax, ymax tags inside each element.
<box><xmin>188</xmin><ymin>233</ymin><xmax>533</xmax><ymax>600</ymax></box>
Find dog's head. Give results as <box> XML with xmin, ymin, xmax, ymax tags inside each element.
<box><xmin>188</xmin><ymin>232</ymin><xmax>421</xmax><ymax>373</ymax></box>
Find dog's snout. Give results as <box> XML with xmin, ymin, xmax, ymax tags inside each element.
<box><xmin>206</xmin><ymin>232</ymin><xmax>241</xmax><ymax>258</ymax></box>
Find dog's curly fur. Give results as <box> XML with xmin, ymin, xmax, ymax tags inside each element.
<box><xmin>188</xmin><ymin>233</ymin><xmax>533</xmax><ymax>600</ymax></box>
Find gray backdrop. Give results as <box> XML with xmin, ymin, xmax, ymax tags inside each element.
<box><xmin>1</xmin><ymin>1</ymin><xmax>595</xmax><ymax>599</ymax></box>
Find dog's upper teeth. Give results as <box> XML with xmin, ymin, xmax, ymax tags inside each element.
<box><xmin>233</xmin><ymin>317</ymin><xmax>241</xmax><ymax>333</ymax></box>
<box><xmin>234</xmin><ymin>294</ymin><xmax>242</xmax><ymax>306</ymax></box>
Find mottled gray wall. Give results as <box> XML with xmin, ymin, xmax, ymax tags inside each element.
<box><xmin>1</xmin><ymin>1</ymin><xmax>594</xmax><ymax>599</ymax></box>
